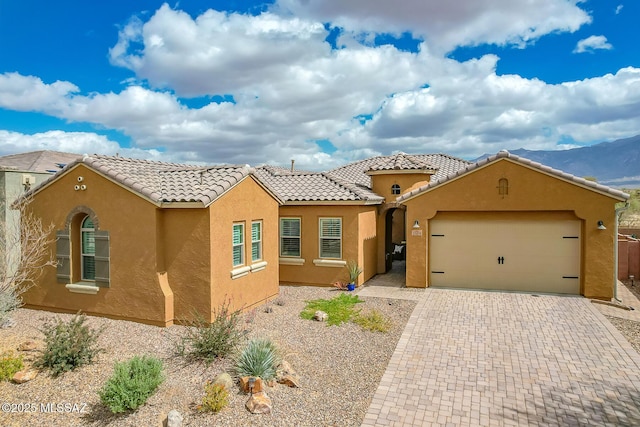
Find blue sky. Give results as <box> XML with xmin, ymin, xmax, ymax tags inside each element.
<box><xmin>0</xmin><ymin>0</ymin><xmax>638</xmax><ymax>170</ymax></box>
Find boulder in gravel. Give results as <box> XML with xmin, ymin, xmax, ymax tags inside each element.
<box><xmin>313</xmin><ymin>310</ymin><xmax>328</xmax><ymax>321</ymax></box>
<box><xmin>240</xmin><ymin>376</ymin><xmax>264</xmax><ymax>393</ymax></box>
<box><xmin>277</xmin><ymin>373</ymin><xmax>300</xmax><ymax>388</ymax></box>
<box><xmin>12</xmin><ymin>368</ymin><xmax>38</xmax><ymax>384</ymax></box>
<box><xmin>17</xmin><ymin>340</ymin><xmax>39</xmax><ymax>352</ymax></box>
<box><xmin>166</xmin><ymin>409</ymin><xmax>183</xmax><ymax>427</ymax></box>
<box><xmin>245</xmin><ymin>391</ymin><xmax>272</xmax><ymax>414</ymax></box>
<box><xmin>213</xmin><ymin>372</ymin><xmax>234</xmax><ymax>390</ymax></box>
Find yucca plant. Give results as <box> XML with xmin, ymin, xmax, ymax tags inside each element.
<box><xmin>234</xmin><ymin>338</ymin><xmax>281</xmax><ymax>381</ymax></box>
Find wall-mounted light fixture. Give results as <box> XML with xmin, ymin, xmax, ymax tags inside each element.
<box><xmin>413</xmin><ymin>220</ymin><xmax>420</xmax><ymax>229</ymax></box>
<box><xmin>597</xmin><ymin>220</ymin><xmax>606</xmax><ymax>230</ymax></box>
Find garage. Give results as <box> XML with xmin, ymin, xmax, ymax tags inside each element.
<box><xmin>429</xmin><ymin>215</ymin><xmax>581</xmax><ymax>294</ymax></box>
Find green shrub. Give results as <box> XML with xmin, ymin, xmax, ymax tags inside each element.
<box><xmin>234</xmin><ymin>338</ymin><xmax>280</xmax><ymax>381</ymax></box>
<box><xmin>354</xmin><ymin>309</ymin><xmax>392</xmax><ymax>333</ymax></box>
<box><xmin>36</xmin><ymin>313</ymin><xmax>103</xmax><ymax>376</ymax></box>
<box><xmin>300</xmin><ymin>293</ymin><xmax>363</xmax><ymax>326</ymax></box>
<box><xmin>177</xmin><ymin>300</ymin><xmax>246</xmax><ymax>363</ymax></box>
<box><xmin>99</xmin><ymin>356</ymin><xmax>164</xmax><ymax>413</ymax></box>
<box><xmin>0</xmin><ymin>351</ymin><xmax>24</xmax><ymax>381</ymax></box>
<box><xmin>198</xmin><ymin>381</ymin><xmax>229</xmax><ymax>413</ymax></box>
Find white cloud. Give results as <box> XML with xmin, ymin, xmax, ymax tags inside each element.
<box><xmin>1</xmin><ymin>2</ymin><xmax>638</xmax><ymax>170</ymax></box>
<box><xmin>0</xmin><ymin>130</ymin><xmax>167</xmax><ymax>161</ymax></box>
<box><xmin>274</xmin><ymin>0</ymin><xmax>591</xmax><ymax>52</ymax></box>
<box><xmin>615</xmin><ymin>5</ymin><xmax>624</xmax><ymax>14</ymax></box>
<box><xmin>573</xmin><ymin>35</ymin><xmax>613</xmax><ymax>53</ymax></box>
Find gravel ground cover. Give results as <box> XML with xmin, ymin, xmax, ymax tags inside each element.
<box><xmin>606</xmin><ymin>281</ymin><xmax>640</xmax><ymax>354</ymax></box>
<box><xmin>0</xmin><ymin>286</ymin><xmax>415</xmax><ymax>427</ymax></box>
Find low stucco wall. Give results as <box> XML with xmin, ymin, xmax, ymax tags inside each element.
<box><xmin>619</xmin><ymin>238</ymin><xmax>640</xmax><ymax>281</ymax></box>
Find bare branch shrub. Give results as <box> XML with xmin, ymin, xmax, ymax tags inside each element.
<box><xmin>0</xmin><ymin>197</ymin><xmax>56</xmax><ymax>324</ymax></box>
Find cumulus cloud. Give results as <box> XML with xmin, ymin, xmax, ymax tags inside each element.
<box><xmin>573</xmin><ymin>35</ymin><xmax>613</xmax><ymax>53</ymax></box>
<box><xmin>0</xmin><ymin>130</ymin><xmax>166</xmax><ymax>161</ymax></box>
<box><xmin>274</xmin><ymin>0</ymin><xmax>591</xmax><ymax>52</ymax></box>
<box><xmin>1</xmin><ymin>2</ymin><xmax>638</xmax><ymax>170</ymax></box>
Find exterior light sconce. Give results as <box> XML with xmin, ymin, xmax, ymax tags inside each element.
<box><xmin>413</xmin><ymin>220</ymin><xmax>420</xmax><ymax>229</ymax></box>
<box><xmin>597</xmin><ymin>220</ymin><xmax>606</xmax><ymax>230</ymax></box>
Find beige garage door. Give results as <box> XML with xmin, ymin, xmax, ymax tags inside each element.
<box><xmin>429</xmin><ymin>218</ymin><xmax>581</xmax><ymax>294</ymax></box>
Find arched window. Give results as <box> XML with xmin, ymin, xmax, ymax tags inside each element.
<box><xmin>81</xmin><ymin>215</ymin><xmax>96</xmax><ymax>280</ymax></box>
<box><xmin>497</xmin><ymin>178</ymin><xmax>509</xmax><ymax>197</ymax></box>
<box><xmin>391</xmin><ymin>184</ymin><xmax>401</xmax><ymax>195</ymax></box>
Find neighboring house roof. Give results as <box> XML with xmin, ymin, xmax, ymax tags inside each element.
<box><xmin>327</xmin><ymin>153</ymin><xmax>471</xmax><ymax>187</ymax></box>
<box><xmin>27</xmin><ymin>154</ymin><xmax>282</xmax><ymax>207</ymax></box>
<box><xmin>398</xmin><ymin>150</ymin><xmax>630</xmax><ymax>202</ymax></box>
<box><xmin>0</xmin><ymin>150</ymin><xmax>81</xmax><ymax>173</ymax></box>
<box><xmin>254</xmin><ymin>165</ymin><xmax>384</xmax><ymax>204</ymax></box>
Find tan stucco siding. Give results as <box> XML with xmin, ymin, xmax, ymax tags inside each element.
<box><xmin>209</xmin><ymin>177</ymin><xmax>280</xmax><ymax>314</ymax></box>
<box><xmin>370</xmin><ymin>173</ymin><xmax>430</xmax><ymax>203</ymax></box>
<box><xmin>22</xmin><ymin>165</ymin><xmax>170</xmax><ymax>326</ymax></box>
<box><xmin>358</xmin><ymin>207</ymin><xmax>378</xmax><ymax>284</ymax></box>
<box><xmin>278</xmin><ymin>205</ymin><xmax>365</xmax><ymax>286</ymax></box>
<box><xmin>403</xmin><ymin>159</ymin><xmax>620</xmax><ymax>298</ymax></box>
<box><xmin>159</xmin><ymin>208</ymin><xmax>211</xmax><ymax>323</ymax></box>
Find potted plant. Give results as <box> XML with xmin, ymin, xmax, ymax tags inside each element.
<box><xmin>346</xmin><ymin>260</ymin><xmax>363</xmax><ymax>291</ymax></box>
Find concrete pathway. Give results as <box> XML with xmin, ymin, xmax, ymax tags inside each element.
<box><xmin>362</xmin><ymin>289</ymin><xmax>640</xmax><ymax>426</ymax></box>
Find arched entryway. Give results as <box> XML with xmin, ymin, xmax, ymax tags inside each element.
<box><xmin>384</xmin><ymin>206</ymin><xmax>406</xmax><ymax>274</ymax></box>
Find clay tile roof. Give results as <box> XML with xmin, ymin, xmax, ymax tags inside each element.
<box><xmin>0</xmin><ymin>150</ymin><xmax>81</xmax><ymax>173</ymax></box>
<box><xmin>254</xmin><ymin>166</ymin><xmax>384</xmax><ymax>203</ymax></box>
<box><xmin>328</xmin><ymin>153</ymin><xmax>471</xmax><ymax>188</ymax></box>
<box><xmin>398</xmin><ymin>150</ymin><xmax>630</xmax><ymax>202</ymax></box>
<box><xmin>367</xmin><ymin>152</ymin><xmax>436</xmax><ymax>172</ymax></box>
<box><xmin>28</xmin><ymin>154</ymin><xmax>255</xmax><ymax>206</ymax></box>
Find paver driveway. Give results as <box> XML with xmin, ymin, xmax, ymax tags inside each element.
<box><xmin>362</xmin><ymin>289</ymin><xmax>640</xmax><ymax>426</ymax></box>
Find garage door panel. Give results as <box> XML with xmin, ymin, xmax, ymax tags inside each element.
<box><xmin>429</xmin><ymin>218</ymin><xmax>581</xmax><ymax>294</ymax></box>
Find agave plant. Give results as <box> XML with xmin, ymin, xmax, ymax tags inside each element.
<box><xmin>346</xmin><ymin>260</ymin><xmax>363</xmax><ymax>284</ymax></box>
<box><xmin>234</xmin><ymin>338</ymin><xmax>281</xmax><ymax>381</ymax></box>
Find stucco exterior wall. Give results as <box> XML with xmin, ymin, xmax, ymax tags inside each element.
<box><xmin>278</xmin><ymin>205</ymin><xmax>374</xmax><ymax>286</ymax></box>
<box><xmin>22</xmin><ymin>165</ymin><xmax>171</xmax><ymax>326</ymax></box>
<box><xmin>359</xmin><ymin>208</ymin><xmax>378</xmax><ymax>283</ymax></box>
<box><xmin>209</xmin><ymin>177</ymin><xmax>280</xmax><ymax>314</ymax></box>
<box><xmin>402</xmin><ymin>159</ymin><xmax>621</xmax><ymax>299</ymax></box>
<box><xmin>370</xmin><ymin>173</ymin><xmax>431</xmax><ymax>202</ymax></box>
<box><xmin>158</xmin><ymin>208</ymin><xmax>211</xmax><ymax>323</ymax></box>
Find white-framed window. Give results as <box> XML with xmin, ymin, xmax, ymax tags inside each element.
<box><xmin>81</xmin><ymin>215</ymin><xmax>96</xmax><ymax>281</ymax></box>
<box><xmin>391</xmin><ymin>184</ymin><xmax>401</xmax><ymax>195</ymax></box>
<box><xmin>280</xmin><ymin>218</ymin><xmax>301</xmax><ymax>257</ymax></box>
<box><xmin>251</xmin><ymin>221</ymin><xmax>262</xmax><ymax>262</ymax></box>
<box><xmin>232</xmin><ymin>223</ymin><xmax>245</xmax><ymax>267</ymax></box>
<box><xmin>319</xmin><ymin>217</ymin><xmax>342</xmax><ymax>259</ymax></box>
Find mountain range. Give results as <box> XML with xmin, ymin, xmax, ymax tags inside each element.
<box><xmin>479</xmin><ymin>134</ymin><xmax>640</xmax><ymax>188</ymax></box>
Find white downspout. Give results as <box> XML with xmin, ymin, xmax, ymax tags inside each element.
<box><xmin>614</xmin><ymin>202</ymin><xmax>630</xmax><ymax>302</ymax></box>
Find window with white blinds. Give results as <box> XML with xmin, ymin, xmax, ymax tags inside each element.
<box><xmin>280</xmin><ymin>218</ymin><xmax>301</xmax><ymax>257</ymax></box>
<box><xmin>319</xmin><ymin>218</ymin><xmax>341</xmax><ymax>259</ymax></box>
<box><xmin>81</xmin><ymin>215</ymin><xmax>95</xmax><ymax>280</ymax></box>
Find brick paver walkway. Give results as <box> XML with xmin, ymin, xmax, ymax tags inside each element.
<box><xmin>362</xmin><ymin>289</ymin><xmax>640</xmax><ymax>426</ymax></box>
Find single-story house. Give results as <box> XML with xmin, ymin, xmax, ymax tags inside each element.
<box><xmin>19</xmin><ymin>150</ymin><xmax>628</xmax><ymax>325</ymax></box>
<box><xmin>20</xmin><ymin>155</ymin><xmax>282</xmax><ymax>326</ymax></box>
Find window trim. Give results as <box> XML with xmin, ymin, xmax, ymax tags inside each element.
<box><xmin>318</xmin><ymin>217</ymin><xmax>342</xmax><ymax>259</ymax></box>
<box><xmin>280</xmin><ymin>217</ymin><xmax>301</xmax><ymax>258</ymax></box>
<box><xmin>232</xmin><ymin>222</ymin><xmax>245</xmax><ymax>267</ymax></box>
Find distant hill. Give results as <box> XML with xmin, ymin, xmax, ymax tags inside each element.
<box><xmin>478</xmin><ymin>135</ymin><xmax>640</xmax><ymax>188</ymax></box>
